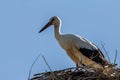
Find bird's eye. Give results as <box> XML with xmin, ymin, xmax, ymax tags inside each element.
<box><xmin>52</xmin><ymin>18</ymin><xmax>55</xmax><ymax>22</ymax></box>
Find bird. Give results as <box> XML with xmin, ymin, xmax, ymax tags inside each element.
<box><xmin>39</xmin><ymin>16</ymin><xmax>109</xmax><ymax>70</ymax></box>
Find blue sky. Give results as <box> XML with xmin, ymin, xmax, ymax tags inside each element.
<box><xmin>0</xmin><ymin>0</ymin><xmax>120</xmax><ymax>80</ymax></box>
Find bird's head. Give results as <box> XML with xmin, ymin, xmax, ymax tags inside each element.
<box><xmin>39</xmin><ymin>16</ymin><xmax>61</xmax><ymax>33</ymax></box>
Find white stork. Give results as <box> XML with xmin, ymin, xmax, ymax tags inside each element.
<box><xmin>39</xmin><ymin>16</ymin><xmax>109</xmax><ymax>70</ymax></box>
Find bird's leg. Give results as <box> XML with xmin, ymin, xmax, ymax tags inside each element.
<box><xmin>79</xmin><ymin>59</ymin><xmax>83</xmax><ymax>67</ymax></box>
<box><xmin>76</xmin><ymin>64</ymin><xmax>79</xmax><ymax>70</ymax></box>
<box><xmin>76</xmin><ymin>61</ymin><xmax>82</xmax><ymax>70</ymax></box>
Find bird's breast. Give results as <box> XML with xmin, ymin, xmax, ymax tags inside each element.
<box><xmin>57</xmin><ymin>38</ymin><xmax>72</xmax><ymax>50</ymax></box>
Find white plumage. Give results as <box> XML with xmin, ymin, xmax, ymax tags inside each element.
<box><xmin>39</xmin><ymin>16</ymin><xmax>109</xmax><ymax>70</ymax></box>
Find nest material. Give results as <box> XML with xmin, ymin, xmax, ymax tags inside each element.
<box><xmin>31</xmin><ymin>66</ymin><xmax>120</xmax><ymax>80</ymax></box>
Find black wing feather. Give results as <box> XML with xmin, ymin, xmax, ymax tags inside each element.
<box><xmin>75</xmin><ymin>46</ymin><xmax>106</xmax><ymax>65</ymax></box>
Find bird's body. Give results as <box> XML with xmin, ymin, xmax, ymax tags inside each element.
<box><xmin>55</xmin><ymin>34</ymin><xmax>107</xmax><ymax>70</ymax></box>
<box><xmin>39</xmin><ymin>16</ymin><xmax>109</xmax><ymax>70</ymax></box>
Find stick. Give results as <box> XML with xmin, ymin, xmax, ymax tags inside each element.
<box><xmin>41</xmin><ymin>55</ymin><xmax>58</xmax><ymax>80</ymax></box>
<box><xmin>42</xmin><ymin>55</ymin><xmax>53</xmax><ymax>72</ymax></box>
<box><xmin>101</xmin><ymin>42</ymin><xmax>110</xmax><ymax>62</ymax></box>
<box><xmin>114</xmin><ymin>50</ymin><xmax>118</xmax><ymax>65</ymax></box>
<box><xmin>28</xmin><ymin>53</ymin><xmax>42</xmax><ymax>80</ymax></box>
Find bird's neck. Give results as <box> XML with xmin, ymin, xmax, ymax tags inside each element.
<box><xmin>54</xmin><ymin>23</ymin><xmax>62</xmax><ymax>40</ymax></box>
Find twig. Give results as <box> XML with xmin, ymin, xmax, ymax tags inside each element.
<box><xmin>42</xmin><ymin>55</ymin><xmax>52</xmax><ymax>72</ymax></box>
<box><xmin>114</xmin><ymin>50</ymin><xmax>118</xmax><ymax>65</ymax></box>
<box><xmin>28</xmin><ymin>53</ymin><xmax>42</xmax><ymax>80</ymax></box>
<box><xmin>101</xmin><ymin>42</ymin><xmax>110</xmax><ymax>62</ymax></box>
<box><xmin>42</xmin><ymin>55</ymin><xmax>58</xmax><ymax>80</ymax></box>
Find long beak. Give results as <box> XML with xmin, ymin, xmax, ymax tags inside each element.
<box><xmin>39</xmin><ymin>22</ymin><xmax>52</xmax><ymax>33</ymax></box>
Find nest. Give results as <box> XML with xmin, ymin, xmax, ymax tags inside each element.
<box><xmin>31</xmin><ymin>65</ymin><xmax>120</xmax><ymax>80</ymax></box>
<box><xmin>30</xmin><ymin>47</ymin><xmax>120</xmax><ymax>80</ymax></box>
